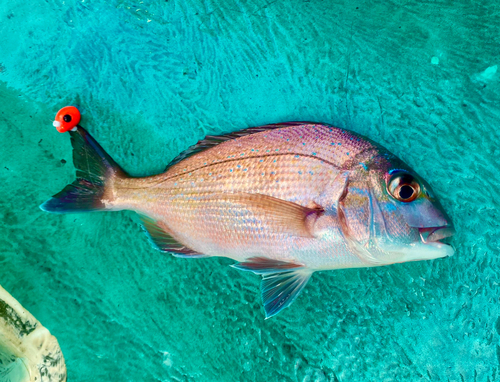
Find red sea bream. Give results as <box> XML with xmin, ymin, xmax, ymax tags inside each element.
<box><xmin>42</xmin><ymin>122</ymin><xmax>455</xmax><ymax>317</ymax></box>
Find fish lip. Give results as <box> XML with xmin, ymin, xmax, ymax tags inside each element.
<box><xmin>418</xmin><ymin>226</ymin><xmax>455</xmax><ymax>244</ymax></box>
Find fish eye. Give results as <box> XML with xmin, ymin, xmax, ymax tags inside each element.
<box><xmin>63</xmin><ymin>114</ymin><xmax>72</xmax><ymax>122</ymax></box>
<box><xmin>387</xmin><ymin>172</ymin><xmax>420</xmax><ymax>202</ymax></box>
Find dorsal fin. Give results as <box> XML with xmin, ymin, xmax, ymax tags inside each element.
<box><xmin>165</xmin><ymin>122</ymin><xmax>307</xmax><ymax>171</ymax></box>
<box><xmin>139</xmin><ymin>215</ymin><xmax>207</xmax><ymax>258</ymax></box>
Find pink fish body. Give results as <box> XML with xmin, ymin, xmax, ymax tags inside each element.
<box><xmin>42</xmin><ymin>122</ymin><xmax>454</xmax><ymax>317</ymax></box>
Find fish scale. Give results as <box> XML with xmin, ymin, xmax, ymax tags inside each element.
<box><xmin>113</xmin><ymin>124</ymin><xmax>372</xmax><ymax>267</ymax></box>
<box><xmin>165</xmin><ymin>123</ymin><xmax>373</xmax><ymax>179</ymax></box>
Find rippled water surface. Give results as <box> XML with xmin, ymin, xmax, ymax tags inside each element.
<box><xmin>0</xmin><ymin>0</ymin><xmax>499</xmax><ymax>381</ymax></box>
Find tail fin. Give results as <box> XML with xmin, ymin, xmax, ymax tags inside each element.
<box><xmin>40</xmin><ymin>127</ymin><xmax>127</xmax><ymax>213</ymax></box>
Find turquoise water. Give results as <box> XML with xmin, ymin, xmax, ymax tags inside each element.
<box><xmin>1</xmin><ymin>0</ymin><xmax>499</xmax><ymax>380</ymax></box>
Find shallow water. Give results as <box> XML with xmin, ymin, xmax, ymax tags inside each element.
<box><xmin>1</xmin><ymin>0</ymin><xmax>499</xmax><ymax>381</ymax></box>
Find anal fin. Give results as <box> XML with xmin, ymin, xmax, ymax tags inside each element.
<box><xmin>139</xmin><ymin>215</ymin><xmax>207</xmax><ymax>258</ymax></box>
<box><xmin>232</xmin><ymin>257</ymin><xmax>312</xmax><ymax>318</ymax></box>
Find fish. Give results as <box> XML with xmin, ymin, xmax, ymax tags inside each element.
<box><xmin>41</xmin><ymin>122</ymin><xmax>455</xmax><ymax>318</ymax></box>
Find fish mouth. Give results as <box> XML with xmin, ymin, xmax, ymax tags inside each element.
<box><xmin>418</xmin><ymin>226</ymin><xmax>455</xmax><ymax>244</ymax></box>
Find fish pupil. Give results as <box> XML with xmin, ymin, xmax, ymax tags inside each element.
<box><xmin>399</xmin><ymin>185</ymin><xmax>414</xmax><ymax>200</ymax></box>
<box><xmin>63</xmin><ymin>114</ymin><xmax>72</xmax><ymax>122</ymax></box>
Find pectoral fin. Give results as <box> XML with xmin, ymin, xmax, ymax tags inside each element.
<box><xmin>219</xmin><ymin>193</ymin><xmax>324</xmax><ymax>238</ymax></box>
<box><xmin>233</xmin><ymin>257</ymin><xmax>313</xmax><ymax>318</ymax></box>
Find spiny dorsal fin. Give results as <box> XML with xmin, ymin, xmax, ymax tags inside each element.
<box><xmin>165</xmin><ymin>122</ymin><xmax>307</xmax><ymax>171</ymax></box>
<box><xmin>232</xmin><ymin>257</ymin><xmax>312</xmax><ymax>318</ymax></box>
<box><xmin>139</xmin><ymin>215</ymin><xmax>207</xmax><ymax>258</ymax></box>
